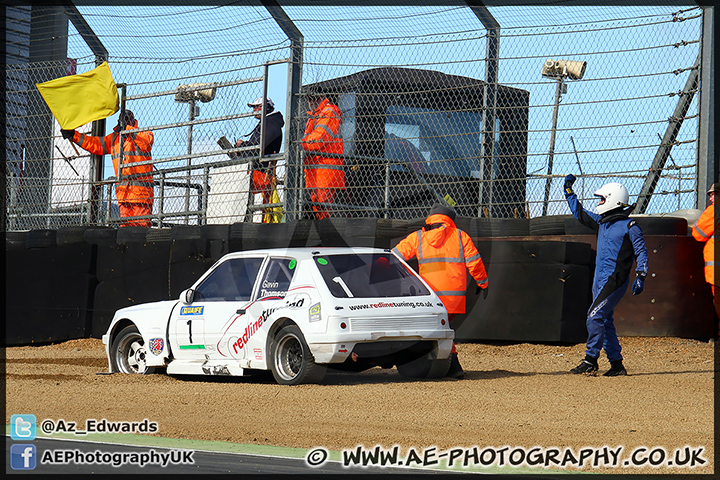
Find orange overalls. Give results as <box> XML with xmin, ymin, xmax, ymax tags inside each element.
<box><xmin>72</xmin><ymin>125</ymin><xmax>154</xmax><ymax>227</ymax></box>
<box><xmin>300</xmin><ymin>98</ymin><xmax>344</xmax><ymax>220</ymax></box>
<box><xmin>393</xmin><ymin>213</ymin><xmax>489</xmax><ymax>353</ymax></box>
<box><xmin>691</xmin><ymin>203</ymin><xmax>719</xmax><ymax>334</ymax></box>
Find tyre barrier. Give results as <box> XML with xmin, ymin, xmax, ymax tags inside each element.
<box><xmin>116</xmin><ymin>226</ymin><xmax>150</xmax><ymax>244</ymax></box>
<box><xmin>629</xmin><ymin>216</ymin><xmax>688</xmax><ymax>236</ymax></box>
<box><xmin>83</xmin><ymin>226</ymin><xmax>117</xmax><ymax>245</ymax></box>
<box><xmin>56</xmin><ymin>226</ymin><xmax>90</xmax><ymax>246</ymax></box>
<box><xmin>6</xmin><ymin>242</ymin><xmax>98</xmax><ymax>345</ymax></box>
<box><xmin>5</xmin><ymin>230</ymin><xmax>28</xmax><ymax>247</ymax></box>
<box><xmin>473</xmin><ymin>217</ymin><xmax>530</xmax><ymax>237</ymax></box>
<box><xmin>229</xmin><ymin>222</ymin><xmax>293</xmax><ymax>251</ymax></box>
<box><xmin>7</xmin><ymin>241</ymin><xmax>96</xmax><ymax>276</ymax></box>
<box><xmin>91</xmin><ymin>239</ymin><xmax>216</xmax><ymax>337</ymax></box>
<box><xmin>564</xmin><ymin>215</ymin><xmax>688</xmax><ymax>236</ymax></box>
<box><xmin>25</xmin><ymin>229</ymin><xmax>56</xmax><ymax>249</ymax></box>
<box><xmin>201</xmin><ymin>224</ymin><xmax>231</xmax><ymax>258</ymax></box>
<box><xmin>376</xmin><ymin>218</ymin><xmax>408</xmax><ymax>239</ymax></box>
<box><xmin>454</xmin><ymin>262</ymin><xmax>592</xmax><ymax>343</ymax></box>
<box><xmin>317</xmin><ymin>217</ymin><xmax>396</xmax><ymax>248</ymax></box>
<box><xmin>474</xmin><ymin>239</ymin><xmax>595</xmax><ymax>266</ymax></box>
<box><xmin>529</xmin><ymin>215</ymin><xmax>572</xmax><ymax>236</ymax></box>
<box><xmin>7</xmin><ymin>273</ymin><xmax>96</xmax><ymax>345</ymax></box>
<box><xmin>146</xmin><ymin>227</ymin><xmax>172</xmax><ymax>242</ymax></box>
<box><xmin>613</xmin><ymin>235</ymin><xmax>714</xmax><ymax>338</ymax></box>
<box><xmin>408</xmin><ymin>217</ymin><xmax>531</xmax><ymax>238</ymax></box>
<box><xmin>287</xmin><ymin>219</ymin><xmax>321</xmax><ymax>247</ymax></box>
<box><xmin>4</xmin><ymin>218</ymin><xmax>715</xmax><ymax>345</ymax></box>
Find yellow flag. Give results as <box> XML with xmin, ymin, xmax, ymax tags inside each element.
<box><xmin>269</xmin><ymin>187</ymin><xmax>283</xmax><ymax>223</ymax></box>
<box><xmin>263</xmin><ymin>181</ymin><xmax>283</xmax><ymax>224</ymax></box>
<box><xmin>36</xmin><ymin>62</ymin><xmax>119</xmax><ymax>130</ymax></box>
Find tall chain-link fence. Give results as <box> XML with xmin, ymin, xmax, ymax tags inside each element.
<box><xmin>5</xmin><ymin>2</ymin><xmax>707</xmax><ymax>230</ymax></box>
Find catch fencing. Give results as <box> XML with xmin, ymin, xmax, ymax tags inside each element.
<box><xmin>4</xmin><ymin>2</ymin><xmax>710</xmax><ymax>230</ymax></box>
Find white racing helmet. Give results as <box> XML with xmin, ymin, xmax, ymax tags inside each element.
<box><xmin>594</xmin><ymin>182</ymin><xmax>629</xmax><ymax>215</ymax></box>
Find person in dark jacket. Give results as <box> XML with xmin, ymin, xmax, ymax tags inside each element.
<box><xmin>564</xmin><ymin>174</ymin><xmax>649</xmax><ymax>376</ymax></box>
<box><xmin>235</xmin><ymin>97</ymin><xmax>284</xmax><ymax>221</ymax></box>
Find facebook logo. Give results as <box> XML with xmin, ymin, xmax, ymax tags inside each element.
<box><xmin>10</xmin><ymin>444</ymin><xmax>37</xmax><ymax>470</ymax></box>
<box><xmin>10</xmin><ymin>414</ymin><xmax>36</xmax><ymax>440</ymax></box>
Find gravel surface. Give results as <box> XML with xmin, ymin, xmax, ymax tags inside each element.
<box><xmin>4</xmin><ymin>336</ymin><xmax>715</xmax><ymax>474</ymax></box>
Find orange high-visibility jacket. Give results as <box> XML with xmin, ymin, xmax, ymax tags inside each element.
<box><xmin>691</xmin><ymin>204</ymin><xmax>716</xmax><ymax>285</ymax></box>
<box><xmin>393</xmin><ymin>213</ymin><xmax>489</xmax><ymax>314</ymax></box>
<box><xmin>72</xmin><ymin>125</ymin><xmax>154</xmax><ymax>204</ymax></box>
<box><xmin>301</xmin><ymin>98</ymin><xmax>344</xmax><ymax>190</ymax></box>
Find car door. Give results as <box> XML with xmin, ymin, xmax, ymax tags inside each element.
<box><xmin>169</xmin><ymin>256</ymin><xmax>265</xmax><ymax>361</ymax></box>
<box><xmin>223</xmin><ymin>256</ymin><xmax>298</xmax><ymax>367</ymax></box>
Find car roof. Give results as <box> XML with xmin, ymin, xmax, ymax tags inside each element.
<box><xmin>218</xmin><ymin>247</ymin><xmax>394</xmax><ymax>261</ymax></box>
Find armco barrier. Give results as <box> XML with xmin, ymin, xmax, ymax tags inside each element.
<box><xmin>4</xmin><ymin>217</ymin><xmax>717</xmax><ymax>346</ymax></box>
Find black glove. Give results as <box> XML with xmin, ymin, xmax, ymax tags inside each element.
<box><xmin>632</xmin><ymin>274</ymin><xmax>645</xmax><ymax>295</ymax></box>
<box><xmin>476</xmin><ymin>284</ymin><xmax>488</xmax><ymax>299</ymax></box>
<box><xmin>61</xmin><ymin>129</ymin><xmax>76</xmax><ymax>140</ymax></box>
<box><xmin>564</xmin><ymin>174</ymin><xmax>576</xmax><ymax>196</ymax></box>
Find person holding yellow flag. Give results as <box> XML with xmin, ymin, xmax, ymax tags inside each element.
<box><xmin>37</xmin><ymin>62</ymin><xmax>154</xmax><ymax>227</ymax></box>
<box><xmin>61</xmin><ymin>110</ymin><xmax>155</xmax><ymax>227</ymax></box>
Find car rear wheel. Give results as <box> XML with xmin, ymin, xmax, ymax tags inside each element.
<box><xmin>270</xmin><ymin>325</ymin><xmax>326</xmax><ymax>385</ymax></box>
<box><xmin>110</xmin><ymin>325</ymin><xmax>155</xmax><ymax>374</ymax></box>
<box><xmin>397</xmin><ymin>352</ymin><xmax>452</xmax><ymax>379</ymax></box>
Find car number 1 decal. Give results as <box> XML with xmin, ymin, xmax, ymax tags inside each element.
<box><xmin>177</xmin><ymin>313</ymin><xmax>206</xmax><ymax>350</ymax></box>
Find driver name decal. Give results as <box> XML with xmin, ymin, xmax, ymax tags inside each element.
<box><xmin>260</xmin><ymin>280</ymin><xmax>286</xmax><ymax>298</ymax></box>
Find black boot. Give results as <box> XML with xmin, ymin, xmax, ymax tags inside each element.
<box><xmin>603</xmin><ymin>360</ymin><xmax>627</xmax><ymax>376</ymax></box>
<box><xmin>570</xmin><ymin>355</ymin><xmax>598</xmax><ymax>374</ymax></box>
<box><xmin>447</xmin><ymin>353</ymin><xmax>464</xmax><ymax>379</ymax></box>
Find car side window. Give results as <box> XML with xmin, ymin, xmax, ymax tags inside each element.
<box><xmin>194</xmin><ymin>257</ymin><xmax>263</xmax><ymax>302</ymax></box>
<box><xmin>257</xmin><ymin>257</ymin><xmax>296</xmax><ymax>299</ymax></box>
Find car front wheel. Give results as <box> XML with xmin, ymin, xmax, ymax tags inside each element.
<box><xmin>110</xmin><ymin>325</ymin><xmax>155</xmax><ymax>374</ymax></box>
<box><xmin>270</xmin><ymin>325</ymin><xmax>326</xmax><ymax>385</ymax></box>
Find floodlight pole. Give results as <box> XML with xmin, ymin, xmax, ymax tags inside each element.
<box><xmin>542</xmin><ymin>76</ymin><xmax>564</xmax><ymax>216</ymax></box>
<box><xmin>185</xmin><ymin>98</ymin><xmax>197</xmax><ymax>223</ymax></box>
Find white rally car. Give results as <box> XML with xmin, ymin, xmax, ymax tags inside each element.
<box><xmin>102</xmin><ymin>247</ymin><xmax>454</xmax><ymax>385</ymax></box>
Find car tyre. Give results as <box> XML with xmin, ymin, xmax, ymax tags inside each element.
<box><xmin>270</xmin><ymin>325</ymin><xmax>326</xmax><ymax>385</ymax></box>
<box><xmin>110</xmin><ymin>325</ymin><xmax>156</xmax><ymax>374</ymax></box>
<box><xmin>397</xmin><ymin>352</ymin><xmax>452</xmax><ymax>379</ymax></box>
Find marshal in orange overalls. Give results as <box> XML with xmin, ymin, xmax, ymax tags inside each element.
<box><xmin>300</xmin><ymin>98</ymin><xmax>344</xmax><ymax>220</ymax></box>
<box><xmin>393</xmin><ymin>204</ymin><xmax>489</xmax><ymax>378</ymax></box>
<box><xmin>71</xmin><ymin>118</ymin><xmax>154</xmax><ymax>227</ymax></box>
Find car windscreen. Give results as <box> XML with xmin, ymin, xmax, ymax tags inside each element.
<box><xmin>314</xmin><ymin>253</ymin><xmax>431</xmax><ymax>298</ymax></box>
